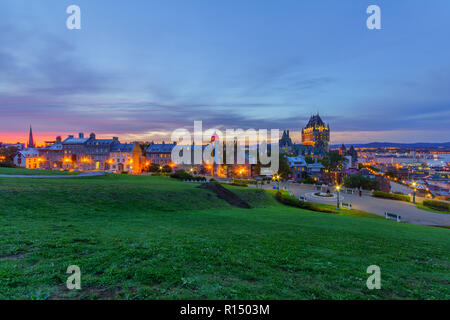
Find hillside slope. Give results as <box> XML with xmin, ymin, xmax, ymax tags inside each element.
<box><xmin>0</xmin><ymin>175</ymin><xmax>448</xmax><ymax>299</ymax></box>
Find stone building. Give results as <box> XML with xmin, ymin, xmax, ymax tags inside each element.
<box><xmin>109</xmin><ymin>142</ymin><xmax>143</xmax><ymax>174</ymax></box>
<box><xmin>146</xmin><ymin>142</ymin><xmax>177</xmax><ymax>166</ymax></box>
<box><xmin>39</xmin><ymin>132</ymin><xmax>141</xmax><ymax>172</ymax></box>
<box><xmin>13</xmin><ymin>148</ymin><xmax>41</xmax><ymax>169</ymax></box>
<box><xmin>301</xmin><ymin>114</ymin><xmax>330</xmax><ymax>151</ymax></box>
<box><xmin>279</xmin><ymin>130</ymin><xmax>294</xmax><ymax>154</ymax></box>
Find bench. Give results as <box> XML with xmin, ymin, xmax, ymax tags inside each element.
<box><xmin>385</xmin><ymin>212</ymin><xmax>401</xmax><ymax>222</ymax></box>
<box><xmin>341</xmin><ymin>202</ymin><xmax>352</xmax><ymax>209</ymax></box>
<box><xmin>299</xmin><ymin>196</ymin><xmax>306</xmax><ymax>201</ymax></box>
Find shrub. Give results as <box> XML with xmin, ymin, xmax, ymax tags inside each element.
<box><xmin>231</xmin><ymin>179</ymin><xmax>249</xmax><ymax>187</ymax></box>
<box><xmin>0</xmin><ymin>161</ymin><xmax>15</xmax><ymax>168</ymax></box>
<box><xmin>147</xmin><ymin>164</ymin><xmax>160</xmax><ymax>172</ymax></box>
<box><xmin>301</xmin><ymin>176</ymin><xmax>316</xmax><ymax>184</ymax></box>
<box><xmin>170</xmin><ymin>170</ymin><xmax>193</xmax><ymax>180</ymax></box>
<box><xmin>423</xmin><ymin>200</ymin><xmax>450</xmax><ymax>212</ymax></box>
<box><xmin>120</xmin><ymin>171</ymin><xmax>129</xmax><ymax>175</ymax></box>
<box><xmin>275</xmin><ymin>192</ymin><xmax>335</xmax><ymax>213</ymax></box>
<box><xmin>372</xmin><ymin>191</ymin><xmax>410</xmax><ymax>202</ymax></box>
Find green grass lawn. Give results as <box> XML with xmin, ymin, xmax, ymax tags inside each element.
<box><xmin>0</xmin><ymin>167</ymin><xmax>79</xmax><ymax>176</ymax></box>
<box><xmin>0</xmin><ymin>175</ymin><xmax>448</xmax><ymax>300</ymax></box>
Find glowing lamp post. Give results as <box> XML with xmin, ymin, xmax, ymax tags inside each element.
<box><xmin>412</xmin><ymin>181</ymin><xmax>417</xmax><ymax>204</ymax></box>
<box><xmin>336</xmin><ymin>185</ymin><xmax>341</xmax><ymax>210</ymax></box>
<box><xmin>273</xmin><ymin>174</ymin><xmax>281</xmax><ymax>191</ymax></box>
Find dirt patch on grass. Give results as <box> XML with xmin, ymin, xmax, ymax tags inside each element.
<box><xmin>0</xmin><ymin>253</ymin><xmax>26</xmax><ymax>259</ymax></box>
<box><xmin>197</xmin><ymin>182</ymin><xmax>251</xmax><ymax>209</ymax></box>
<box><xmin>50</xmin><ymin>284</ymin><xmax>119</xmax><ymax>300</ymax></box>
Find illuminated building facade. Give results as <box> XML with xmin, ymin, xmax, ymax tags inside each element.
<box><xmin>301</xmin><ymin>114</ymin><xmax>330</xmax><ymax>151</ymax></box>
<box><xmin>39</xmin><ymin>132</ymin><xmax>142</xmax><ymax>173</ymax></box>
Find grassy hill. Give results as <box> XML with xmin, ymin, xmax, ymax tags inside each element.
<box><xmin>0</xmin><ymin>167</ymin><xmax>79</xmax><ymax>176</ymax></box>
<box><xmin>0</xmin><ymin>175</ymin><xmax>448</xmax><ymax>299</ymax></box>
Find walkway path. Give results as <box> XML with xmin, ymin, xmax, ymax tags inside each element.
<box><xmin>262</xmin><ymin>183</ymin><xmax>450</xmax><ymax>226</ymax></box>
<box><xmin>0</xmin><ymin>172</ymin><xmax>105</xmax><ymax>179</ymax></box>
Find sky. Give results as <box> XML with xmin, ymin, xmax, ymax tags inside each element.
<box><xmin>0</xmin><ymin>0</ymin><xmax>449</xmax><ymax>145</ymax></box>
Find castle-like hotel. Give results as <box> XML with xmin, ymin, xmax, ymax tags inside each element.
<box><xmin>9</xmin><ymin>114</ymin><xmax>343</xmax><ymax>180</ymax></box>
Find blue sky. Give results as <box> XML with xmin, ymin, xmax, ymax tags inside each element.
<box><xmin>0</xmin><ymin>0</ymin><xmax>449</xmax><ymax>144</ymax></box>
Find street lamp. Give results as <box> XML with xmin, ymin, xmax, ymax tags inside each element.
<box><xmin>412</xmin><ymin>181</ymin><xmax>417</xmax><ymax>204</ymax></box>
<box><xmin>273</xmin><ymin>174</ymin><xmax>281</xmax><ymax>191</ymax></box>
<box><xmin>336</xmin><ymin>185</ymin><xmax>341</xmax><ymax>210</ymax></box>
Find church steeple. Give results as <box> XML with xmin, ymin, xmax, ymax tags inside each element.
<box><xmin>28</xmin><ymin>126</ymin><xmax>35</xmax><ymax>148</ymax></box>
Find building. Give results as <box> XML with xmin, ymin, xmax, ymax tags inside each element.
<box><xmin>0</xmin><ymin>143</ymin><xmax>25</xmax><ymax>150</ymax></box>
<box><xmin>13</xmin><ymin>148</ymin><xmax>41</xmax><ymax>169</ymax></box>
<box><xmin>109</xmin><ymin>142</ymin><xmax>143</xmax><ymax>174</ymax></box>
<box><xmin>279</xmin><ymin>130</ymin><xmax>294</xmax><ymax>154</ymax></box>
<box><xmin>40</xmin><ymin>132</ymin><xmax>141</xmax><ymax>172</ymax></box>
<box><xmin>27</xmin><ymin>126</ymin><xmax>35</xmax><ymax>148</ymax></box>
<box><xmin>338</xmin><ymin>144</ymin><xmax>358</xmax><ymax>167</ymax></box>
<box><xmin>146</xmin><ymin>142</ymin><xmax>177</xmax><ymax>166</ymax></box>
<box><xmin>12</xmin><ymin>126</ymin><xmax>40</xmax><ymax>169</ymax></box>
<box><xmin>307</xmin><ymin>160</ymin><xmax>325</xmax><ymax>179</ymax></box>
<box><xmin>287</xmin><ymin>156</ymin><xmax>308</xmax><ymax>181</ymax></box>
<box><xmin>301</xmin><ymin>114</ymin><xmax>330</xmax><ymax>151</ymax></box>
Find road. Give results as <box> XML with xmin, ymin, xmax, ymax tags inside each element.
<box><xmin>261</xmin><ymin>183</ymin><xmax>450</xmax><ymax>226</ymax></box>
<box><xmin>0</xmin><ymin>172</ymin><xmax>105</xmax><ymax>179</ymax></box>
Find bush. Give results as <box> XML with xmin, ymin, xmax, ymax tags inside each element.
<box><xmin>147</xmin><ymin>164</ymin><xmax>160</xmax><ymax>172</ymax></box>
<box><xmin>372</xmin><ymin>191</ymin><xmax>410</xmax><ymax>202</ymax></box>
<box><xmin>301</xmin><ymin>176</ymin><xmax>316</xmax><ymax>184</ymax></box>
<box><xmin>423</xmin><ymin>200</ymin><xmax>450</xmax><ymax>212</ymax></box>
<box><xmin>170</xmin><ymin>170</ymin><xmax>193</xmax><ymax>180</ymax></box>
<box><xmin>120</xmin><ymin>171</ymin><xmax>129</xmax><ymax>175</ymax></box>
<box><xmin>275</xmin><ymin>192</ymin><xmax>335</xmax><ymax>213</ymax></box>
<box><xmin>0</xmin><ymin>161</ymin><xmax>15</xmax><ymax>168</ymax></box>
<box><xmin>231</xmin><ymin>179</ymin><xmax>249</xmax><ymax>187</ymax></box>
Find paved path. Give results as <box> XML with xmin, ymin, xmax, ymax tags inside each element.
<box><xmin>0</xmin><ymin>172</ymin><xmax>105</xmax><ymax>179</ymax></box>
<box><xmin>262</xmin><ymin>183</ymin><xmax>450</xmax><ymax>226</ymax></box>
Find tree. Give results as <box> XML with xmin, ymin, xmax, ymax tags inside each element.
<box><xmin>304</xmin><ymin>156</ymin><xmax>315</xmax><ymax>164</ymax></box>
<box><xmin>0</xmin><ymin>146</ymin><xmax>18</xmax><ymax>167</ymax></box>
<box><xmin>278</xmin><ymin>154</ymin><xmax>292</xmax><ymax>179</ymax></box>
<box><xmin>321</xmin><ymin>151</ymin><xmax>348</xmax><ymax>172</ymax></box>
<box><xmin>344</xmin><ymin>174</ymin><xmax>379</xmax><ymax>190</ymax></box>
<box><xmin>162</xmin><ymin>165</ymin><xmax>172</xmax><ymax>173</ymax></box>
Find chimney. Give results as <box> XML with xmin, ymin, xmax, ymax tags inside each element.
<box><xmin>68</xmin><ymin>135</ymin><xmax>74</xmax><ymax>139</ymax></box>
<box><xmin>79</xmin><ymin>133</ymin><xmax>84</xmax><ymax>139</ymax></box>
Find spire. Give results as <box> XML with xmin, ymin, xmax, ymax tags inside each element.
<box><xmin>28</xmin><ymin>126</ymin><xmax>35</xmax><ymax>148</ymax></box>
